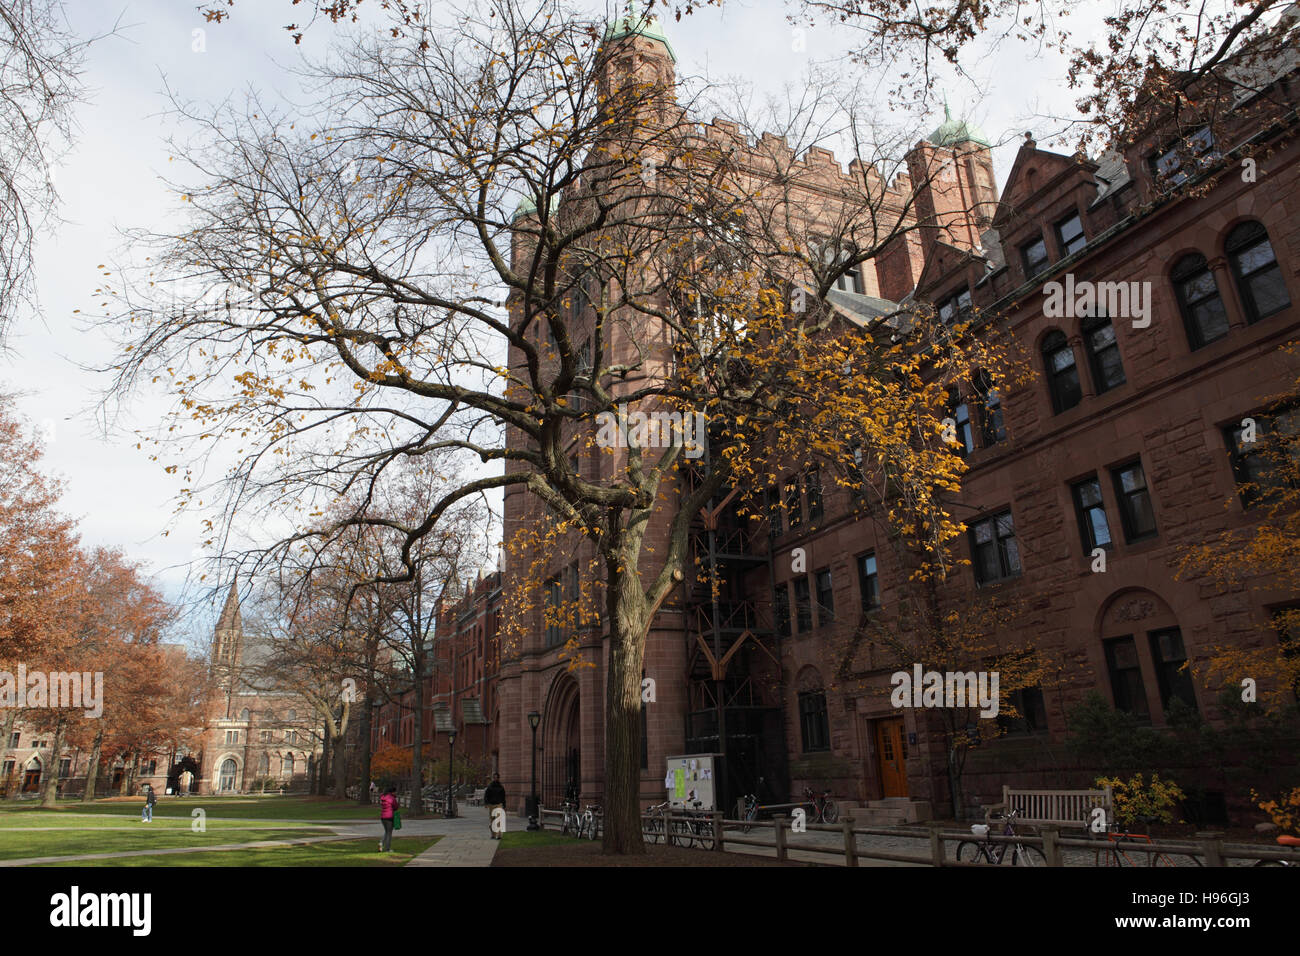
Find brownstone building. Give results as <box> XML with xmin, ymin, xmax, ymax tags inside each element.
<box><xmin>498</xmin><ymin>12</ymin><xmax>1299</xmax><ymax>824</ymax></box>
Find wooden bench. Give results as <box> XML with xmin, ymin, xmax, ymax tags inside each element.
<box><xmin>984</xmin><ymin>785</ymin><xmax>1112</xmax><ymax>830</ymax></box>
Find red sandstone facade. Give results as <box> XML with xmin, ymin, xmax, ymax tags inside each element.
<box><xmin>495</xmin><ymin>17</ymin><xmax>1300</xmax><ymax>823</ymax></box>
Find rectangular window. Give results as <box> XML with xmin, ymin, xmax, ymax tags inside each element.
<box><xmin>7</xmin><ymin>732</ymin><xmax>17</xmax><ymax>748</ymax></box>
<box><xmin>805</xmin><ymin>470</ymin><xmax>823</xmax><ymax>523</ymax></box>
<box><xmin>785</xmin><ymin>476</ymin><xmax>802</xmax><ymax>530</ymax></box>
<box><xmin>998</xmin><ymin>686</ymin><xmax>1048</xmax><ymax>734</ymax></box>
<box><xmin>814</xmin><ymin>568</ymin><xmax>834</xmax><ymax>624</ymax></box>
<box><xmin>59</xmin><ymin>758</ymin><xmax>72</xmax><ymax>778</ymax></box>
<box><xmin>1084</xmin><ymin>314</ymin><xmax>1126</xmax><ymax>393</ymax></box>
<box><xmin>1224</xmin><ymin>407</ymin><xmax>1300</xmax><ymax>509</ymax></box>
<box><xmin>1148</xmin><ymin>627</ymin><xmax>1197</xmax><ymax>714</ymax></box>
<box><xmin>260</xmin><ymin>730</ymin><xmax>272</xmax><ymax>743</ymax></box>
<box><xmin>1</xmin><ymin>760</ymin><xmax>13</xmax><ymax>779</ymax></box>
<box><xmin>968</xmin><ymin>510</ymin><xmax>1022</xmax><ymax>584</ymax></box>
<box><xmin>1072</xmin><ymin>476</ymin><xmax>1113</xmax><ymax>552</ymax></box>
<box><xmin>1151</xmin><ymin>126</ymin><xmax>1219</xmax><ymax>186</ymax></box>
<box><xmin>798</xmin><ymin>690</ymin><xmax>830</xmax><ymax>752</ymax></box>
<box><xmin>766</xmin><ymin>485</ymin><xmax>783</xmax><ymax>538</ymax></box>
<box><xmin>848</xmin><ymin>446</ymin><xmax>867</xmax><ymax>500</ymax></box>
<box><xmin>225</xmin><ymin>730</ymin><xmax>239</xmax><ymax>745</ymax></box>
<box><xmin>544</xmin><ymin>575</ymin><xmax>562</xmax><ymax>647</ymax></box>
<box><xmin>1055</xmin><ymin>212</ymin><xmax>1086</xmax><ymax>256</ymax></box>
<box><xmin>974</xmin><ymin>370</ymin><xmax>1005</xmax><ymax>447</ymax></box>
<box><xmin>1111</xmin><ymin>461</ymin><xmax>1158</xmax><ymax>542</ymax></box>
<box><xmin>793</xmin><ymin>577</ymin><xmax>812</xmax><ymax>633</ymax></box>
<box><xmin>947</xmin><ymin>388</ymin><xmax>974</xmax><ymax>456</ymax></box>
<box><xmin>834</xmin><ymin>264</ymin><xmax>863</xmax><ymax>294</ymax></box>
<box><xmin>775</xmin><ymin>583</ymin><xmax>791</xmax><ymax>636</ymax></box>
<box><xmin>1021</xmin><ymin>236</ymin><xmax>1050</xmax><ymax>278</ymax></box>
<box><xmin>857</xmin><ymin>552</ymin><xmax>880</xmax><ymax>610</ymax></box>
<box><xmin>1105</xmin><ymin>636</ymin><xmax>1150</xmax><ymax>718</ymax></box>
<box><xmin>937</xmin><ymin>287</ymin><xmax>972</xmax><ymax>324</ymax></box>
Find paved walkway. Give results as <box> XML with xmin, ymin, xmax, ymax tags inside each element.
<box><xmin>405</xmin><ymin>806</ymin><xmax>502</xmax><ymax>867</ymax></box>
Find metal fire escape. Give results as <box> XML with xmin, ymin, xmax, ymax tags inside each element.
<box><xmin>681</xmin><ymin>437</ymin><xmax>789</xmax><ymax>814</ymax></box>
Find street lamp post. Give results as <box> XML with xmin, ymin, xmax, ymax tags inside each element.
<box><xmin>446</xmin><ymin>729</ymin><xmax>457</xmax><ymax>819</ymax></box>
<box><xmin>527</xmin><ymin>711</ymin><xmax>541</xmax><ymax>830</ymax></box>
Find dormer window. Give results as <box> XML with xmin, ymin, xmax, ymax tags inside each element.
<box><xmin>1151</xmin><ymin>126</ymin><xmax>1219</xmax><ymax>186</ymax></box>
<box><xmin>1055</xmin><ymin>212</ymin><xmax>1086</xmax><ymax>257</ymax></box>
<box><xmin>1021</xmin><ymin>236</ymin><xmax>1050</xmax><ymax>279</ymax></box>
<box><xmin>937</xmin><ymin>286</ymin><xmax>972</xmax><ymax>324</ymax></box>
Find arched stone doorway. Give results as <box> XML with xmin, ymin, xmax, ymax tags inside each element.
<box><xmin>167</xmin><ymin>755</ymin><xmax>201</xmax><ymax>795</ymax></box>
<box><xmin>541</xmin><ymin>674</ymin><xmax>581</xmax><ymax>808</ymax></box>
<box><xmin>21</xmin><ymin>756</ymin><xmax>41</xmax><ymax>793</ymax></box>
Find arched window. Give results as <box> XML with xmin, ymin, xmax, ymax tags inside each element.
<box><xmin>1172</xmin><ymin>253</ymin><xmax>1229</xmax><ymax>349</ymax></box>
<box><xmin>219</xmin><ymin>758</ymin><xmax>237</xmax><ymax>792</ymax></box>
<box><xmin>283</xmin><ymin>754</ymin><xmax>294</xmax><ymax>777</ymax></box>
<box><xmin>1082</xmin><ymin>313</ymin><xmax>1126</xmax><ymax>393</ymax></box>
<box><xmin>1226</xmin><ymin>221</ymin><xmax>1290</xmax><ymax>323</ymax></box>
<box><xmin>239</xmin><ymin>708</ymin><xmax>249</xmax><ymax>721</ymax></box>
<box><xmin>1042</xmin><ymin>331</ymin><xmax>1081</xmax><ymax>413</ymax></box>
<box><xmin>945</xmin><ymin>387</ymin><xmax>974</xmax><ymax>455</ymax></box>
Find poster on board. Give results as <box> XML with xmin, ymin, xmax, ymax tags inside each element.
<box><xmin>665</xmin><ymin>753</ymin><xmax>722</xmax><ymax>810</ymax></box>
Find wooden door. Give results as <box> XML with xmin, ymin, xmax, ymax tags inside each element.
<box><xmin>875</xmin><ymin>718</ymin><xmax>909</xmax><ymax>798</ymax></box>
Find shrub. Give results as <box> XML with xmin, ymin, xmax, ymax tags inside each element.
<box><xmin>1095</xmin><ymin>772</ymin><xmax>1186</xmax><ymax>827</ymax></box>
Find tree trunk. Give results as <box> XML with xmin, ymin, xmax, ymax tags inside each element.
<box><xmin>318</xmin><ymin>719</ymin><xmax>331</xmax><ymax>796</ymax></box>
<box><xmin>601</xmin><ymin>555</ymin><xmax>648</xmax><ymax>855</ymax></box>
<box><xmin>1</xmin><ymin>710</ymin><xmax>15</xmax><ymax>799</ymax></box>
<box><xmin>410</xmin><ymin>655</ymin><xmax>424</xmax><ymax>815</ymax></box>
<box><xmin>356</xmin><ymin>694</ymin><xmax>373</xmax><ymax>804</ymax></box>
<box><xmin>40</xmin><ymin>718</ymin><xmax>68</xmax><ymax>808</ymax></box>
<box><xmin>82</xmin><ymin>728</ymin><xmax>104</xmax><ymax>802</ymax></box>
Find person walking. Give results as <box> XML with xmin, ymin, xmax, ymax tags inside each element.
<box><xmin>141</xmin><ymin>784</ymin><xmax>157</xmax><ymax>823</ymax></box>
<box><xmin>484</xmin><ymin>773</ymin><xmax>506</xmax><ymax>839</ymax></box>
<box><xmin>378</xmin><ymin>786</ymin><xmax>399</xmax><ymax>852</ymax></box>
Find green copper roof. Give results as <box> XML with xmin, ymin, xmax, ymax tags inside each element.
<box><xmin>929</xmin><ymin>101</ymin><xmax>990</xmax><ymax>148</ymax></box>
<box><xmin>512</xmin><ymin>192</ymin><xmax>559</xmax><ymax>221</ymax></box>
<box><xmin>603</xmin><ymin>2</ymin><xmax>677</xmax><ymax>63</ymax></box>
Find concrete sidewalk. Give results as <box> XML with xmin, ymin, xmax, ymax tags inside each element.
<box><xmin>404</xmin><ymin>805</ymin><xmax>502</xmax><ymax>867</ymax></box>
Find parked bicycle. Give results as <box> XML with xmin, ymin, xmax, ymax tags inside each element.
<box><xmin>1254</xmin><ymin>834</ymin><xmax>1300</xmax><ymax>866</ymax></box>
<box><xmin>740</xmin><ymin>793</ymin><xmax>758</xmax><ymax>833</ymax></box>
<box><xmin>670</xmin><ymin>800</ymin><xmax>716</xmax><ymax>850</ymax></box>
<box><xmin>956</xmin><ymin>809</ymin><xmax>1046</xmax><ymax>866</ymax></box>
<box><xmin>644</xmin><ymin>801</ymin><xmax>670</xmax><ymax>843</ymax></box>
<box><xmin>561</xmin><ymin>799</ymin><xmax>599</xmax><ymax>839</ymax></box>
<box><xmin>1089</xmin><ymin>814</ymin><xmax>1202</xmax><ymax>867</ymax></box>
<box><xmin>803</xmin><ymin>787</ymin><xmax>839</xmax><ymax>824</ymax></box>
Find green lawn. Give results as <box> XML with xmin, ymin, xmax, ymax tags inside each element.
<box><xmin>39</xmin><ymin>836</ymin><xmax>441</xmax><ymax>867</ymax></box>
<box><xmin>0</xmin><ymin>823</ymin><xmax>322</xmax><ymax>861</ymax></box>
<box><xmin>0</xmin><ymin>795</ymin><xmax>379</xmax><ymax>821</ymax></box>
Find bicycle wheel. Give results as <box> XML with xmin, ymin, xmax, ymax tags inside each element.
<box><xmin>694</xmin><ymin>819</ymin><xmax>715</xmax><ymax>850</ymax></box>
<box><xmin>671</xmin><ymin>818</ymin><xmax>694</xmax><ymax>848</ymax></box>
<box><xmin>741</xmin><ymin>812</ymin><xmax>754</xmax><ymax>834</ymax></box>
<box><xmin>586</xmin><ymin>812</ymin><xmax>600</xmax><ymax>841</ymax></box>
<box><xmin>823</xmin><ymin>800</ymin><xmax>838</xmax><ymax>824</ymax></box>
<box><xmin>645</xmin><ymin>816</ymin><xmax>663</xmax><ymax>844</ymax></box>
<box><xmin>956</xmin><ymin>841</ymin><xmax>993</xmax><ymax>864</ymax></box>
<box><xmin>561</xmin><ymin>812</ymin><xmax>571</xmax><ymax>837</ymax></box>
<box><xmin>1013</xmin><ymin>845</ymin><xmax>1047</xmax><ymax>867</ymax></box>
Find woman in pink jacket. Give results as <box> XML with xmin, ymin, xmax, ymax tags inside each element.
<box><xmin>379</xmin><ymin>786</ymin><xmax>399</xmax><ymax>852</ymax></box>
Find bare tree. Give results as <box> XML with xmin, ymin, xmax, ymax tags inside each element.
<box><xmin>100</xmin><ymin>0</ymin><xmax>1015</xmax><ymax>851</ymax></box>
<box><xmin>0</xmin><ymin>0</ymin><xmax>95</xmax><ymax>339</ymax></box>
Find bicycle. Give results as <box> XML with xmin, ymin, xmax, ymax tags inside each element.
<box><xmin>956</xmin><ymin>809</ymin><xmax>1047</xmax><ymax>866</ymax></box>
<box><xmin>802</xmin><ymin>787</ymin><xmax>839</xmax><ymax>824</ymax></box>
<box><xmin>561</xmin><ymin>800</ymin><xmax>596</xmax><ymax>839</ymax></box>
<box><xmin>670</xmin><ymin>800</ymin><xmax>716</xmax><ymax>850</ymax></box>
<box><xmin>584</xmin><ymin>803</ymin><xmax>602</xmax><ymax>841</ymax></box>
<box><xmin>1254</xmin><ymin>833</ymin><xmax>1300</xmax><ymax>866</ymax></box>
<box><xmin>1089</xmin><ymin>814</ymin><xmax>1202</xmax><ymax>867</ymax></box>
<box><xmin>644</xmin><ymin>801</ymin><xmax>670</xmax><ymax>843</ymax></box>
<box><xmin>740</xmin><ymin>793</ymin><xmax>758</xmax><ymax>833</ymax></box>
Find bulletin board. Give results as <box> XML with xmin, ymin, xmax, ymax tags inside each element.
<box><xmin>664</xmin><ymin>753</ymin><xmax>722</xmax><ymax>810</ymax></box>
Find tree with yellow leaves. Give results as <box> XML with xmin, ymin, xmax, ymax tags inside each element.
<box><xmin>98</xmin><ymin>0</ymin><xmax>1016</xmax><ymax>852</ymax></box>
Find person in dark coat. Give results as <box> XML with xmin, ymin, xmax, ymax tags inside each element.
<box><xmin>484</xmin><ymin>773</ymin><xmax>506</xmax><ymax>839</ymax></box>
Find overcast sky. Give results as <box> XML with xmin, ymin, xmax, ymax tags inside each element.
<box><xmin>1</xmin><ymin>0</ymin><xmax>1098</xmax><ymax>645</ymax></box>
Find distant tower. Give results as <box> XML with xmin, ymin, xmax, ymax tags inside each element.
<box><xmin>905</xmin><ymin>101</ymin><xmax>999</xmax><ymax>256</ymax></box>
<box><xmin>211</xmin><ymin>582</ymin><xmax>243</xmax><ymax>718</ymax></box>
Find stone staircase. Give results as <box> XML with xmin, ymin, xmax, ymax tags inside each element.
<box><xmin>845</xmin><ymin>797</ymin><xmax>933</xmax><ymax>827</ymax></box>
